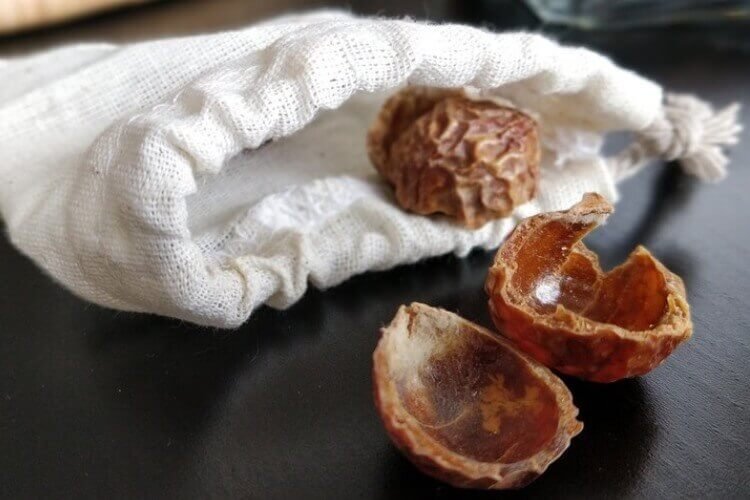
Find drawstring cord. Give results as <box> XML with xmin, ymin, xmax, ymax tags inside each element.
<box><xmin>608</xmin><ymin>93</ymin><xmax>742</xmax><ymax>182</ymax></box>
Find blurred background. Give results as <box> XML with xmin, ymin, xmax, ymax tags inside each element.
<box><xmin>2</xmin><ymin>0</ymin><xmax>750</xmax><ymax>57</ymax></box>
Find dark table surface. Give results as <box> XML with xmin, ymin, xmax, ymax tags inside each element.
<box><xmin>1</xmin><ymin>1</ymin><xmax>749</xmax><ymax>499</ymax></box>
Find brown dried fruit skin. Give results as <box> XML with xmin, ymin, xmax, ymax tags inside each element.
<box><xmin>372</xmin><ymin>303</ymin><xmax>583</xmax><ymax>489</ymax></box>
<box><xmin>367</xmin><ymin>86</ymin><xmax>540</xmax><ymax>228</ymax></box>
<box><xmin>486</xmin><ymin>193</ymin><xmax>693</xmax><ymax>383</ymax></box>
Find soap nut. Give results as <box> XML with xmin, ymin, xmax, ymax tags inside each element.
<box><xmin>368</xmin><ymin>86</ymin><xmax>541</xmax><ymax>228</ymax></box>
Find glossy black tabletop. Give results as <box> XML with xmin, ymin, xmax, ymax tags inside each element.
<box><xmin>1</xmin><ymin>2</ymin><xmax>749</xmax><ymax>499</ymax></box>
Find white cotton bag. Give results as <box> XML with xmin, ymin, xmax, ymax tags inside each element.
<box><xmin>0</xmin><ymin>11</ymin><xmax>740</xmax><ymax>327</ymax></box>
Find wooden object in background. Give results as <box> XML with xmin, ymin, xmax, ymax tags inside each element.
<box><xmin>0</xmin><ymin>0</ymin><xmax>153</xmax><ymax>34</ymax></box>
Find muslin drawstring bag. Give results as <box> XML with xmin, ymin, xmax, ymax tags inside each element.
<box><xmin>0</xmin><ymin>11</ymin><xmax>741</xmax><ymax>327</ymax></box>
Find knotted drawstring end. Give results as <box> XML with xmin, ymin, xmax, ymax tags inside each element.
<box><xmin>608</xmin><ymin>93</ymin><xmax>743</xmax><ymax>182</ymax></box>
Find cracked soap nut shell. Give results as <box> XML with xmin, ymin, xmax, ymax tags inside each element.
<box><xmin>486</xmin><ymin>193</ymin><xmax>693</xmax><ymax>383</ymax></box>
<box><xmin>367</xmin><ymin>86</ymin><xmax>540</xmax><ymax>228</ymax></box>
<box><xmin>372</xmin><ymin>303</ymin><xmax>582</xmax><ymax>489</ymax></box>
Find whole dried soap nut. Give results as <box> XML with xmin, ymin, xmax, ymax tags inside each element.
<box><xmin>367</xmin><ymin>86</ymin><xmax>540</xmax><ymax>228</ymax></box>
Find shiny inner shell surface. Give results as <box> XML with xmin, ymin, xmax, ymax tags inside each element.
<box><xmin>393</xmin><ymin>310</ymin><xmax>561</xmax><ymax>463</ymax></box>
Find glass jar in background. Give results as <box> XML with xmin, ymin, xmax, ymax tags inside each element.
<box><xmin>524</xmin><ymin>0</ymin><xmax>750</xmax><ymax>29</ymax></box>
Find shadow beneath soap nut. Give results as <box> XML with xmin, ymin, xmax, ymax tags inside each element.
<box><xmin>590</xmin><ymin>163</ymin><xmax>697</xmax><ymax>265</ymax></box>
<box><xmin>556</xmin><ymin>377</ymin><xmax>657</xmax><ymax>495</ymax></box>
<box><xmin>652</xmin><ymin>245</ymin><xmax>696</xmax><ymax>291</ymax></box>
<box><xmin>622</xmin><ymin>163</ymin><xmax>698</xmax><ymax>247</ymax></box>
<box><xmin>587</xmin><ymin>163</ymin><xmax>699</xmax><ymax>290</ymax></box>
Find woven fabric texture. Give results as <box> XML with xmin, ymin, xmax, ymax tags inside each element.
<box><xmin>0</xmin><ymin>11</ymin><xmax>667</xmax><ymax>327</ymax></box>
